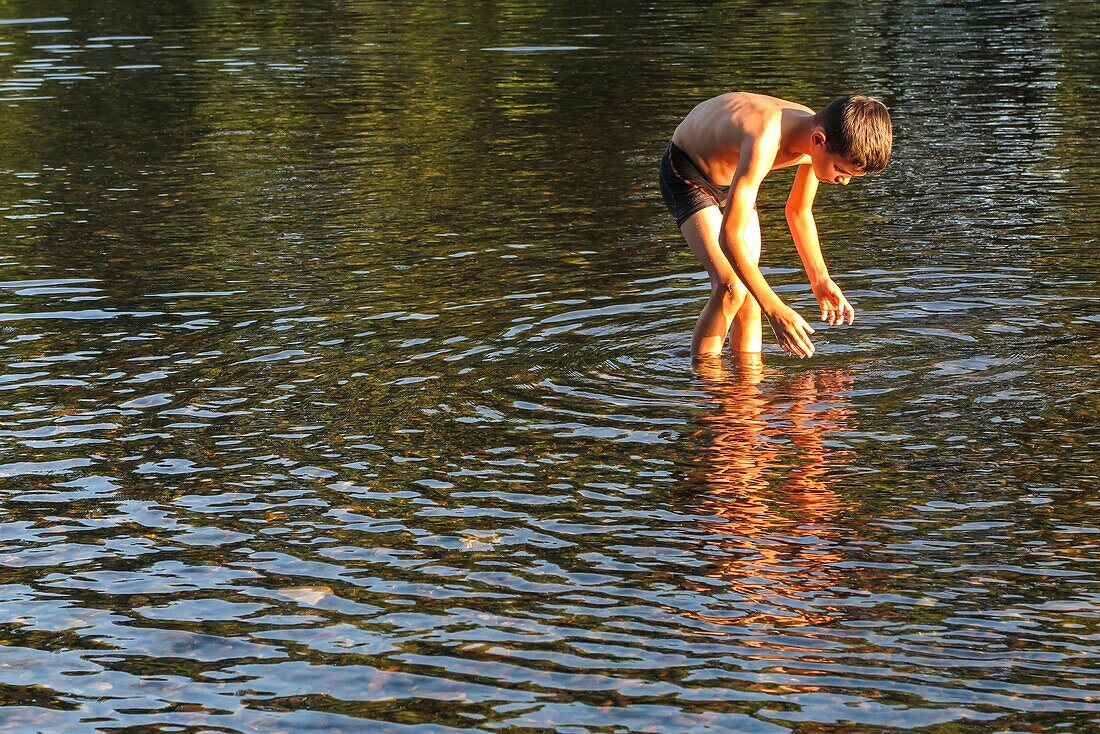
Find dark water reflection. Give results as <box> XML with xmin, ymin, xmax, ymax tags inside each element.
<box><xmin>0</xmin><ymin>0</ymin><xmax>1097</xmax><ymax>731</ymax></box>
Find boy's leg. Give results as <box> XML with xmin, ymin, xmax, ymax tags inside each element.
<box><xmin>680</xmin><ymin>206</ymin><xmax>751</xmax><ymax>357</ymax></box>
<box><xmin>728</xmin><ymin>209</ymin><xmax>762</xmax><ymax>353</ymax></box>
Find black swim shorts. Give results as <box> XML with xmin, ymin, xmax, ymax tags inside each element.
<box><xmin>659</xmin><ymin>142</ymin><xmax>730</xmax><ymax>228</ymax></box>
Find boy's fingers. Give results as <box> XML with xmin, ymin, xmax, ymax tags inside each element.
<box><xmin>803</xmin><ymin>324</ymin><xmax>817</xmax><ymax>355</ymax></box>
<box><xmin>778</xmin><ymin>318</ymin><xmax>816</xmax><ymax>357</ymax></box>
<box><xmin>794</xmin><ymin>333</ymin><xmax>814</xmax><ymax>358</ymax></box>
<box><xmin>782</xmin><ymin>336</ymin><xmax>801</xmax><ymax>357</ymax></box>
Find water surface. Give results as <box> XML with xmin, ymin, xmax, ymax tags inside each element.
<box><xmin>0</xmin><ymin>1</ymin><xmax>1097</xmax><ymax>731</ymax></box>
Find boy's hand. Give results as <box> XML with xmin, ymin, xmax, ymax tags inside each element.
<box><xmin>766</xmin><ymin>306</ymin><xmax>816</xmax><ymax>358</ymax></box>
<box><xmin>811</xmin><ymin>277</ymin><xmax>855</xmax><ymax>326</ymax></box>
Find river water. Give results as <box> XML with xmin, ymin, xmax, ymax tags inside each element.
<box><xmin>0</xmin><ymin>1</ymin><xmax>1097</xmax><ymax>732</ymax></box>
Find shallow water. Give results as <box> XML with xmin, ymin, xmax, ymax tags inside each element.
<box><xmin>0</xmin><ymin>1</ymin><xmax>1097</xmax><ymax>732</ymax></box>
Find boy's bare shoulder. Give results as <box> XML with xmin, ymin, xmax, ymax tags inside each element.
<box><xmin>682</xmin><ymin>92</ymin><xmax>811</xmax><ymax>143</ymax></box>
<box><xmin>736</xmin><ymin>91</ymin><xmax>812</xmax><ymax>113</ymax></box>
<box><xmin>672</xmin><ymin>92</ymin><xmax>815</xmax><ymax>184</ymax></box>
<box><xmin>729</xmin><ymin>92</ymin><xmax>813</xmax><ymax>133</ymax></box>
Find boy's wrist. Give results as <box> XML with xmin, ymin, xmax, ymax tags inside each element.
<box><xmin>762</xmin><ymin>300</ymin><xmax>790</xmax><ymax>320</ymax></box>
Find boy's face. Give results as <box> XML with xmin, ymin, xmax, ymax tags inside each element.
<box><xmin>815</xmin><ymin>153</ymin><xmax>864</xmax><ymax>185</ymax></box>
<box><xmin>810</xmin><ymin>128</ymin><xmax>865</xmax><ymax>185</ymax></box>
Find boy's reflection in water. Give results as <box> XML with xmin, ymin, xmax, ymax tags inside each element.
<box><xmin>689</xmin><ymin>354</ymin><xmax>856</xmax><ymax>627</ymax></box>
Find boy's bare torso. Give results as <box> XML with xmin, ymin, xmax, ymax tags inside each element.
<box><xmin>670</xmin><ymin>92</ymin><xmax>815</xmax><ymax>186</ymax></box>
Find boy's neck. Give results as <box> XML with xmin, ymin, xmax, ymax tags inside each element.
<box><xmin>785</xmin><ymin>110</ymin><xmax>819</xmax><ymax>157</ymax></box>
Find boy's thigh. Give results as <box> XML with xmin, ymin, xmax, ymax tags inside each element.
<box><xmin>680</xmin><ymin>207</ymin><xmax>760</xmax><ymax>288</ymax></box>
<box><xmin>680</xmin><ymin>206</ymin><xmax>732</xmax><ymax>284</ymax></box>
<box><xmin>742</xmin><ymin>208</ymin><xmax>761</xmax><ymax>263</ymax></box>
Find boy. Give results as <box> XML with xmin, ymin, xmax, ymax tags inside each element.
<box><xmin>659</xmin><ymin>92</ymin><xmax>892</xmax><ymax>359</ymax></box>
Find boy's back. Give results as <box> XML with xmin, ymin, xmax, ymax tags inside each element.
<box><xmin>671</xmin><ymin>92</ymin><xmax>816</xmax><ymax>187</ymax></box>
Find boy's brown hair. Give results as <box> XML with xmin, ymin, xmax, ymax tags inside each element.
<box><xmin>817</xmin><ymin>95</ymin><xmax>892</xmax><ymax>173</ymax></box>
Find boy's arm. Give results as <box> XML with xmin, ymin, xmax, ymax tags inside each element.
<box><xmin>785</xmin><ymin>164</ymin><xmax>855</xmax><ymax>326</ymax></box>
<box><xmin>720</xmin><ymin>127</ymin><xmax>816</xmax><ymax>358</ymax></box>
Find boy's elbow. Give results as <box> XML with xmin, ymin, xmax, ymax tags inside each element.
<box><xmin>785</xmin><ymin>204</ymin><xmax>810</xmax><ymax>221</ymax></box>
<box><xmin>719</xmin><ymin>233</ymin><xmax>752</xmax><ymax>263</ymax></box>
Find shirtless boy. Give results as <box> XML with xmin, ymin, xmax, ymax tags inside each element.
<box><xmin>659</xmin><ymin>92</ymin><xmax>892</xmax><ymax>359</ymax></box>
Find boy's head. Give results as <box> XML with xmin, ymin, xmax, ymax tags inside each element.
<box><xmin>810</xmin><ymin>95</ymin><xmax>892</xmax><ymax>184</ymax></box>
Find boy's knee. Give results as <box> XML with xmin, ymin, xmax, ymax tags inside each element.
<box><xmin>711</xmin><ymin>279</ymin><xmax>745</xmax><ymax>301</ymax></box>
<box><xmin>735</xmin><ymin>295</ymin><xmax>761</xmax><ymax>322</ymax></box>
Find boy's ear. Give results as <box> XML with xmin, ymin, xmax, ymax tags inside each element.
<box><xmin>811</xmin><ymin>127</ymin><xmax>827</xmax><ymax>148</ymax></box>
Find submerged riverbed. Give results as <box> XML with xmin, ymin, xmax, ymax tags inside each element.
<box><xmin>0</xmin><ymin>1</ymin><xmax>1097</xmax><ymax>731</ymax></box>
